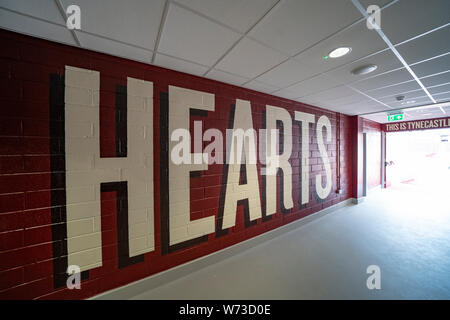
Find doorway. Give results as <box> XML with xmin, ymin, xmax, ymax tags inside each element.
<box><xmin>385</xmin><ymin>128</ymin><xmax>450</xmax><ymax>192</ymax></box>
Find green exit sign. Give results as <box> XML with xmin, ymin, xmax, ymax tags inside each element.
<box><xmin>388</xmin><ymin>113</ymin><xmax>404</xmax><ymax>122</ymax></box>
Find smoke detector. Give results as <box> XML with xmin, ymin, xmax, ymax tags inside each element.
<box><xmin>395</xmin><ymin>95</ymin><xmax>405</xmax><ymax>101</ymax></box>
<box><xmin>351</xmin><ymin>64</ymin><xmax>378</xmax><ymax>75</ymax></box>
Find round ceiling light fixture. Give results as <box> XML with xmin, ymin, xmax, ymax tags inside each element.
<box><xmin>326</xmin><ymin>47</ymin><xmax>352</xmax><ymax>59</ymax></box>
<box><xmin>351</xmin><ymin>64</ymin><xmax>378</xmax><ymax>76</ymax></box>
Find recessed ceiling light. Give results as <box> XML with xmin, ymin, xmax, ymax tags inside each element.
<box><xmin>327</xmin><ymin>47</ymin><xmax>352</xmax><ymax>59</ymax></box>
<box><xmin>351</xmin><ymin>64</ymin><xmax>378</xmax><ymax>76</ymax></box>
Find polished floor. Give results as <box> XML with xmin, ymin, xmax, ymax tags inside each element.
<box><xmin>130</xmin><ymin>184</ymin><xmax>450</xmax><ymax>299</ymax></box>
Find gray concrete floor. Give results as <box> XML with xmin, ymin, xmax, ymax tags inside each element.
<box><xmin>131</xmin><ymin>185</ymin><xmax>450</xmax><ymax>299</ymax></box>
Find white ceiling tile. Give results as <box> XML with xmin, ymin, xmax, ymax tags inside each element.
<box><xmin>248</xmin><ymin>0</ymin><xmax>361</xmax><ymax>56</ymax></box>
<box><xmin>367</xmin><ymin>80</ymin><xmax>422</xmax><ymax>99</ymax></box>
<box><xmin>334</xmin><ymin>100</ymin><xmax>387</xmax><ymax>115</ymax></box>
<box><xmin>378</xmin><ymin>91</ymin><xmax>428</xmax><ymax>105</ymax></box>
<box><xmin>282</xmin><ymin>74</ymin><xmax>342</xmax><ymax>98</ymax></box>
<box><xmin>0</xmin><ymin>0</ymin><xmax>65</xmax><ymax>24</ymax></box>
<box><xmin>388</xmin><ymin>96</ymin><xmax>434</xmax><ymax>109</ymax></box>
<box><xmin>325</xmin><ymin>92</ymin><xmax>373</xmax><ymax>107</ymax></box>
<box><xmin>158</xmin><ymin>4</ymin><xmax>241</xmax><ymax>66</ymax></box>
<box><xmin>75</xmin><ymin>32</ymin><xmax>153</xmax><ymax>63</ymax></box>
<box><xmin>60</xmin><ymin>0</ymin><xmax>165</xmax><ymax>50</ymax></box>
<box><xmin>174</xmin><ymin>0</ymin><xmax>278</xmax><ymax>33</ymax></box>
<box><xmin>435</xmin><ymin>92</ymin><xmax>450</xmax><ymax>102</ymax></box>
<box><xmin>402</xmin><ymin>108</ymin><xmax>448</xmax><ymax>121</ymax></box>
<box><xmin>272</xmin><ymin>88</ymin><xmax>302</xmax><ymax>100</ymax></box>
<box><xmin>293</xmin><ymin>21</ymin><xmax>387</xmax><ymax>75</ymax></box>
<box><xmin>428</xmin><ymin>83</ymin><xmax>450</xmax><ymax>95</ymax></box>
<box><xmin>396</xmin><ymin>25</ymin><xmax>450</xmax><ymax>64</ymax></box>
<box><xmin>325</xmin><ymin>49</ymin><xmax>402</xmax><ymax>85</ymax></box>
<box><xmin>362</xmin><ymin>113</ymin><xmax>388</xmax><ymax>123</ymax></box>
<box><xmin>403</xmin><ymin>110</ymin><xmax>430</xmax><ymax>120</ymax></box>
<box><xmin>303</xmin><ymin>99</ymin><xmax>338</xmax><ymax>110</ymax></box>
<box><xmin>378</xmin><ymin>0</ymin><xmax>450</xmax><ymax>44</ymax></box>
<box><xmin>307</xmin><ymin>102</ymin><xmax>337</xmax><ymax>111</ymax></box>
<box><xmin>243</xmin><ymin>80</ymin><xmax>280</xmax><ymax>94</ymax></box>
<box><xmin>154</xmin><ymin>53</ymin><xmax>209</xmax><ymax>76</ymax></box>
<box><xmin>215</xmin><ymin>37</ymin><xmax>287</xmax><ymax>79</ymax></box>
<box><xmin>421</xmin><ymin>71</ymin><xmax>450</xmax><ymax>87</ymax></box>
<box><xmin>205</xmin><ymin>69</ymin><xmax>249</xmax><ymax>86</ymax></box>
<box><xmin>0</xmin><ymin>8</ymin><xmax>76</xmax><ymax>46</ymax></box>
<box><xmin>302</xmin><ymin>85</ymin><xmax>357</xmax><ymax>103</ymax></box>
<box><xmin>379</xmin><ymin>88</ymin><xmax>425</xmax><ymax>100</ymax></box>
<box><xmin>410</xmin><ymin>53</ymin><xmax>450</xmax><ymax>78</ymax></box>
<box><xmin>352</xmin><ymin>68</ymin><xmax>413</xmax><ymax>92</ymax></box>
<box><xmin>354</xmin><ymin>102</ymin><xmax>388</xmax><ymax>114</ymax></box>
<box><xmin>295</xmin><ymin>97</ymin><xmax>323</xmax><ymax>106</ymax></box>
<box><xmin>255</xmin><ymin>58</ymin><xmax>318</xmax><ymax>88</ymax></box>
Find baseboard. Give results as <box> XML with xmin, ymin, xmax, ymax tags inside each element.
<box><xmin>90</xmin><ymin>198</ymin><xmax>355</xmax><ymax>300</ymax></box>
<box><xmin>352</xmin><ymin>197</ymin><xmax>365</xmax><ymax>204</ymax></box>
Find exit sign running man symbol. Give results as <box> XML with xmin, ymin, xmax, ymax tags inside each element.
<box><xmin>388</xmin><ymin>114</ymin><xmax>404</xmax><ymax>122</ymax></box>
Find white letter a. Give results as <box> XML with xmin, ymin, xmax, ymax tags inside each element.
<box><xmin>366</xmin><ymin>265</ymin><xmax>381</xmax><ymax>290</ymax></box>
<box><xmin>66</xmin><ymin>5</ymin><xmax>81</xmax><ymax>30</ymax></box>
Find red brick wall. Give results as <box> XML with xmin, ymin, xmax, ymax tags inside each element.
<box><xmin>0</xmin><ymin>29</ymin><xmax>355</xmax><ymax>299</ymax></box>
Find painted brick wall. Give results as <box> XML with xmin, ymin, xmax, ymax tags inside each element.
<box><xmin>0</xmin><ymin>29</ymin><xmax>355</xmax><ymax>299</ymax></box>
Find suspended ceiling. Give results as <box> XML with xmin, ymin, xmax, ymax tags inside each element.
<box><xmin>1</xmin><ymin>0</ymin><xmax>449</xmax><ymax>121</ymax></box>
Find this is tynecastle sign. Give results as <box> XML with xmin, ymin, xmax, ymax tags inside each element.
<box><xmin>383</xmin><ymin>117</ymin><xmax>450</xmax><ymax>132</ymax></box>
